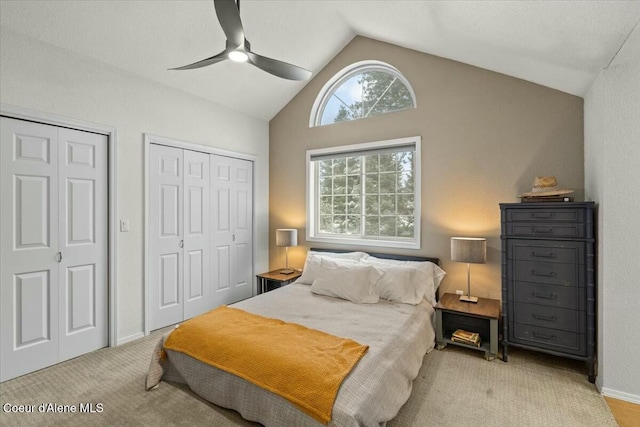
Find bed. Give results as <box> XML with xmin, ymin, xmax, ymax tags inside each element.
<box><xmin>146</xmin><ymin>250</ymin><xmax>444</xmax><ymax>426</ymax></box>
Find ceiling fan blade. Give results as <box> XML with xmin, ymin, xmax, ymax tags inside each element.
<box><xmin>246</xmin><ymin>51</ymin><xmax>311</xmax><ymax>81</ymax></box>
<box><xmin>214</xmin><ymin>0</ymin><xmax>245</xmax><ymax>47</ymax></box>
<box><xmin>169</xmin><ymin>49</ymin><xmax>229</xmax><ymax>70</ymax></box>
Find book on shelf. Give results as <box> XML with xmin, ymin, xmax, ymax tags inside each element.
<box><xmin>451</xmin><ymin>329</ymin><xmax>481</xmax><ymax>347</ymax></box>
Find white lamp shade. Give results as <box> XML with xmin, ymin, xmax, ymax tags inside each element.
<box><xmin>451</xmin><ymin>237</ymin><xmax>486</xmax><ymax>264</ymax></box>
<box><xmin>276</xmin><ymin>229</ymin><xmax>298</xmax><ymax>247</ymax></box>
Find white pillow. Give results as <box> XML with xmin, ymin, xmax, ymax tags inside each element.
<box><xmin>362</xmin><ymin>257</ymin><xmax>446</xmax><ymax>306</ymax></box>
<box><xmin>370</xmin><ymin>264</ymin><xmax>423</xmax><ymax>305</ymax></box>
<box><xmin>297</xmin><ymin>251</ymin><xmax>368</xmax><ymax>285</ymax></box>
<box><xmin>310</xmin><ymin>258</ymin><xmax>383</xmax><ymax>303</ymax></box>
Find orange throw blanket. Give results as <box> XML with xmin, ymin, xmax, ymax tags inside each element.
<box><xmin>163</xmin><ymin>306</ymin><xmax>369</xmax><ymax>423</ymax></box>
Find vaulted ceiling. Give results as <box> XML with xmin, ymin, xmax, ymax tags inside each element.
<box><xmin>1</xmin><ymin>1</ymin><xmax>639</xmax><ymax>121</ymax></box>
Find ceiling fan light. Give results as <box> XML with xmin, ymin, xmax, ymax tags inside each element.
<box><xmin>229</xmin><ymin>50</ymin><xmax>249</xmax><ymax>62</ymax></box>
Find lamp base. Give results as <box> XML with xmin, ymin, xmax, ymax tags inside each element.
<box><xmin>459</xmin><ymin>295</ymin><xmax>479</xmax><ymax>303</ymax></box>
<box><xmin>280</xmin><ymin>269</ymin><xmax>295</xmax><ymax>275</ymax></box>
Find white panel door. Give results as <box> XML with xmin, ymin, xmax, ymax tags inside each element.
<box><xmin>230</xmin><ymin>157</ymin><xmax>253</xmax><ymax>303</ymax></box>
<box><xmin>149</xmin><ymin>145</ymin><xmax>184</xmax><ymax>330</ymax></box>
<box><xmin>211</xmin><ymin>155</ymin><xmax>253</xmax><ymax>307</ymax></box>
<box><xmin>1</xmin><ymin>118</ymin><xmax>60</xmax><ymax>381</ymax></box>
<box><xmin>182</xmin><ymin>150</ymin><xmax>210</xmax><ymax>319</ymax></box>
<box><xmin>57</xmin><ymin>128</ymin><xmax>108</xmax><ymax>361</ymax></box>
<box><xmin>0</xmin><ymin>117</ymin><xmax>108</xmax><ymax>382</ymax></box>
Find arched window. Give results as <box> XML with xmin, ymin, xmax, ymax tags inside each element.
<box><xmin>310</xmin><ymin>61</ymin><xmax>416</xmax><ymax>127</ymax></box>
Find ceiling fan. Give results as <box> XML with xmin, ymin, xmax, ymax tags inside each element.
<box><xmin>170</xmin><ymin>0</ymin><xmax>312</xmax><ymax>81</ymax></box>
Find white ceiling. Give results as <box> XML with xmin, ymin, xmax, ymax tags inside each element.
<box><xmin>1</xmin><ymin>1</ymin><xmax>639</xmax><ymax>121</ymax></box>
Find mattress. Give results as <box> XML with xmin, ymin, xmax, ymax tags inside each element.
<box><xmin>148</xmin><ymin>282</ymin><xmax>435</xmax><ymax>426</ymax></box>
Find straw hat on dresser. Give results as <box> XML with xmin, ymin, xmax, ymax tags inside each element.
<box><xmin>519</xmin><ymin>176</ymin><xmax>573</xmax><ymax>198</ymax></box>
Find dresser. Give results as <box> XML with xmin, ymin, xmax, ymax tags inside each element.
<box><xmin>500</xmin><ymin>202</ymin><xmax>596</xmax><ymax>382</ymax></box>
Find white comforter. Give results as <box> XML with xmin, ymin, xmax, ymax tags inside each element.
<box><xmin>148</xmin><ymin>283</ymin><xmax>435</xmax><ymax>426</ymax></box>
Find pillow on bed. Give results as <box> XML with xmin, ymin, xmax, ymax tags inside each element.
<box><xmin>310</xmin><ymin>258</ymin><xmax>383</xmax><ymax>303</ymax></box>
<box><xmin>296</xmin><ymin>251</ymin><xmax>368</xmax><ymax>285</ymax></box>
<box><xmin>362</xmin><ymin>257</ymin><xmax>446</xmax><ymax>306</ymax></box>
<box><xmin>368</xmin><ymin>264</ymin><xmax>424</xmax><ymax>305</ymax></box>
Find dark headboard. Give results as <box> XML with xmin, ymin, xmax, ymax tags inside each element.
<box><xmin>310</xmin><ymin>248</ymin><xmax>440</xmax><ymax>266</ymax></box>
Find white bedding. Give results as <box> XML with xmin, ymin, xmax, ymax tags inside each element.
<box><xmin>148</xmin><ymin>282</ymin><xmax>435</xmax><ymax>426</ymax></box>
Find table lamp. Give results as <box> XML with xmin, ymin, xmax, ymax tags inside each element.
<box><xmin>451</xmin><ymin>237</ymin><xmax>486</xmax><ymax>303</ymax></box>
<box><xmin>276</xmin><ymin>229</ymin><xmax>298</xmax><ymax>274</ymax></box>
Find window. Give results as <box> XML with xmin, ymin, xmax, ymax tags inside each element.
<box><xmin>310</xmin><ymin>61</ymin><xmax>417</xmax><ymax>127</ymax></box>
<box><xmin>306</xmin><ymin>137</ymin><xmax>421</xmax><ymax>249</ymax></box>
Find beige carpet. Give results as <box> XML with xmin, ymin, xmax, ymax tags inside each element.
<box><xmin>0</xmin><ymin>328</ymin><xmax>616</xmax><ymax>427</ymax></box>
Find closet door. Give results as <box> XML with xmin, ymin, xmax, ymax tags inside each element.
<box><xmin>149</xmin><ymin>145</ymin><xmax>184</xmax><ymax>330</ymax></box>
<box><xmin>57</xmin><ymin>128</ymin><xmax>108</xmax><ymax>361</ymax></box>
<box><xmin>0</xmin><ymin>118</ymin><xmax>60</xmax><ymax>381</ymax></box>
<box><xmin>211</xmin><ymin>155</ymin><xmax>253</xmax><ymax>306</ymax></box>
<box><xmin>0</xmin><ymin>117</ymin><xmax>108</xmax><ymax>382</ymax></box>
<box><xmin>183</xmin><ymin>150</ymin><xmax>210</xmax><ymax>319</ymax></box>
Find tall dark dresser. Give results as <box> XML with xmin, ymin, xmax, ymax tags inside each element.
<box><xmin>500</xmin><ymin>202</ymin><xmax>596</xmax><ymax>382</ymax></box>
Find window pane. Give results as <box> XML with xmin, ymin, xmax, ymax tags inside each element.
<box><xmin>379</xmin><ymin>172</ymin><xmax>396</xmax><ymax>194</ymax></box>
<box><xmin>319</xmin><ymin>176</ymin><xmax>332</xmax><ymax>196</ymax></box>
<box><xmin>397</xmin><ymin>171</ymin><xmax>413</xmax><ymax>193</ymax></box>
<box><xmin>346</xmin><ymin>216</ymin><xmax>360</xmax><ymax>234</ymax></box>
<box><xmin>347</xmin><ymin>195</ymin><xmax>361</xmax><ymax>213</ymax></box>
<box><xmin>333</xmin><ymin>196</ymin><xmax>346</xmax><ymax>214</ymax></box>
<box><xmin>397</xmin><ymin>194</ymin><xmax>414</xmax><ymax>216</ymax></box>
<box><xmin>380</xmin><ymin>195</ymin><xmax>396</xmax><ymax>215</ymax></box>
<box><xmin>365</xmin><ymin>174</ymin><xmax>379</xmax><ymax>194</ymax></box>
<box><xmin>332</xmin><ymin>175</ymin><xmax>346</xmax><ymax>194</ymax></box>
<box><xmin>347</xmin><ymin>157</ymin><xmax>361</xmax><ymax>174</ymax></box>
<box><xmin>365</xmin><ymin>216</ymin><xmax>379</xmax><ymax>237</ymax></box>
<box><xmin>397</xmin><ymin>216</ymin><xmax>414</xmax><ymax>237</ymax></box>
<box><xmin>364</xmin><ymin>195</ymin><xmax>379</xmax><ymax>215</ymax></box>
<box><xmin>347</xmin><ymin>175</ymin><xmax>361</xmax><ymax>194</ymax></box>
<box><xmin>320</xmin><ymin>196</ymin><xmax>332</xmax><ymax>215</ymax></box>
<box><xmin>333</xmin><ymin>158</ymin><xmax>346</xmax><ymax>175</ymax></box>
<box><xmin>379</xmin><ymin>153</ymin><xmax>397</xmax><ymax>172</ymax></box>
<box><xmin>333</xmin><ymin>215</ymin><xmax>346</xmax><ymax>233</ymax></box>
<box><xmin>380</xmin><ymin>216</ymin><xmax>396</xmax><ymax>237</ymax></box>
<box><xmin>365</xmin><ymin>154</ymin><xmax>379</xmax><ymax>173</ymax></box>
<box><xmin>319</xmin><ymin>215</ymin><xmax>332</xmax><ymax>233</ymax></box>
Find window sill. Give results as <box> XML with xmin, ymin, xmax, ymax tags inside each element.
<box><xmin>306</xmin><ymin>235</ymin><xmax>420</xmax><ymax>250</ymax></box>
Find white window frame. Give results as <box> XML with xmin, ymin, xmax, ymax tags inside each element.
<box><xmin>309</xmin><ymin>60</ymin><xmax>417</xmax><ymax>128</ymax></box>
<box><xmin>306</xmin><ymin>136</ymin><xmax>421</xmax><ymax>250</ymax></box>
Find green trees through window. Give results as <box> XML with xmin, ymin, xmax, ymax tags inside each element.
<box><xmin>311</xmin><ymin>61</ymin><xmax>416</xmax><ymax>127</ymax></box>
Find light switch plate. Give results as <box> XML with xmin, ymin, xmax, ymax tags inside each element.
<box><xmin>120</xmin><ymin>219</ymin><xmax>130</xmax><ymax>232</ymax></box>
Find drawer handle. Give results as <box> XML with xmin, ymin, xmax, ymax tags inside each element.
<box><xmin>531</xmin><ymin>213</ymin><xmax>555</xmax><ymax>218</ymax></box>
<box><xmin>532</xmin><ymin>313</ymin><xmax>557</xmax><ymax>322</ymax></box>
<box><xmin>531</xmin><ymin>251</ymin><xmax>556</xmax><ymax>258</ymax></box>
<box><xmin>531</xmin><ymin>270</ymin><xmax>556</xmax><ymax>277</ymax></box>
<box><xmin>532</xmin><ymin>331</ymin><xmax>556</xmax><ymax>341</ymax></box>
<box><xmin>531</xmin><ymin>291</ymin><xmax>557</xmax><ymax>300</ymax></box>
<box><xmin>532</xmin><ymin>227</ymin><xmax>554</xmax><ymax>234</ymax></box>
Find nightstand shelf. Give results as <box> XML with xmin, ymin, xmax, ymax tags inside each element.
<box><xmin>256</xmin><ymin>269</ymin><xmax>302</xmax><ymax>294</ymax></box>
<box><xmin>435</xmin><ymin>293</ymin><xmax>501</xmax><ymax>361</ymax></box>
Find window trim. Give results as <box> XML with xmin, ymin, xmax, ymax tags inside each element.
<box><xmin>309</xmin><ymin>60</ymin><xmax>417</xmax><ymax>128</ymax></box>
<box><xmin>306</xmin><ymin>136</ymin><xmax>421</xmax><ymax>250</ymax></box>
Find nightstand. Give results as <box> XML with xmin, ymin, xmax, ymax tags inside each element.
<box><xmin>256</xmin><ymin>269</ymin><xmax>302</xmax><ymax>294</ymax></box>
<box><xmin>435</xmin><ymin>293</ymin><xmax>501</xmax><ymax>361</ymax></box>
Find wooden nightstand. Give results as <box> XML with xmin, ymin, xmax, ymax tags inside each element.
<box><xmin>256</xmin><ymin>269</ymin><xmax>302</xmax><ymax>294</ymax></box>
<box><xmin>435</xmin><ymin>293</ymin><xmax>501</xmax><ymax>361</ymax></box>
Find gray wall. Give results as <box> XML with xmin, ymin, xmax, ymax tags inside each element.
<box><xmin>584</xmin><ymin>23</ymin><xmax>640</xmax><ymax>402</ymax></box>
<box><xmin>269</xmin><ymin>36</ymin><xmax>584</xmax><ymax>300</ymax></box>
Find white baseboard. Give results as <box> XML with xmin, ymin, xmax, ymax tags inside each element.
<box><xmin>117</xmin><ymin>332</ymin><xmax>145</xmax><ymax>346</ymax></box>
<box><xmin>601</xmin><ymin>387</ymin><xmax>640</xmax><ymax>404</ymax></box>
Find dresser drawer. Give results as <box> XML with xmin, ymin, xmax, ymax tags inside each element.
<box><xmin>513</xmin><ymin>260</ymin><xmax>580</xmax><ymax>287</ymax></box>
<box><xmin>505</xmin><ymin>223</ymin><xmax>585</xmax><ymax>239</ymax></box>
<box><xmin>510</xmin><ymin>323</ymin><xmax>586</xmax><ymax>356</ymax></box>
<box><xmin>513</xmin><ymin>281</ymin><xmax>584</xmax><ymax>310</ymax></box>
<box><xmin>512</xmin><ymin>303</ymin><xmax>582</xmax><ymax>333</ymax></box>
<box><xmin>507</xmin><ymin>208</ymin><xmax>583</xmax><ymax>223</ymax></box>
<box><xmin>511</xmin><ymin>240</ymin><xmax>582</xmax><ymax>264</ymax></box>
